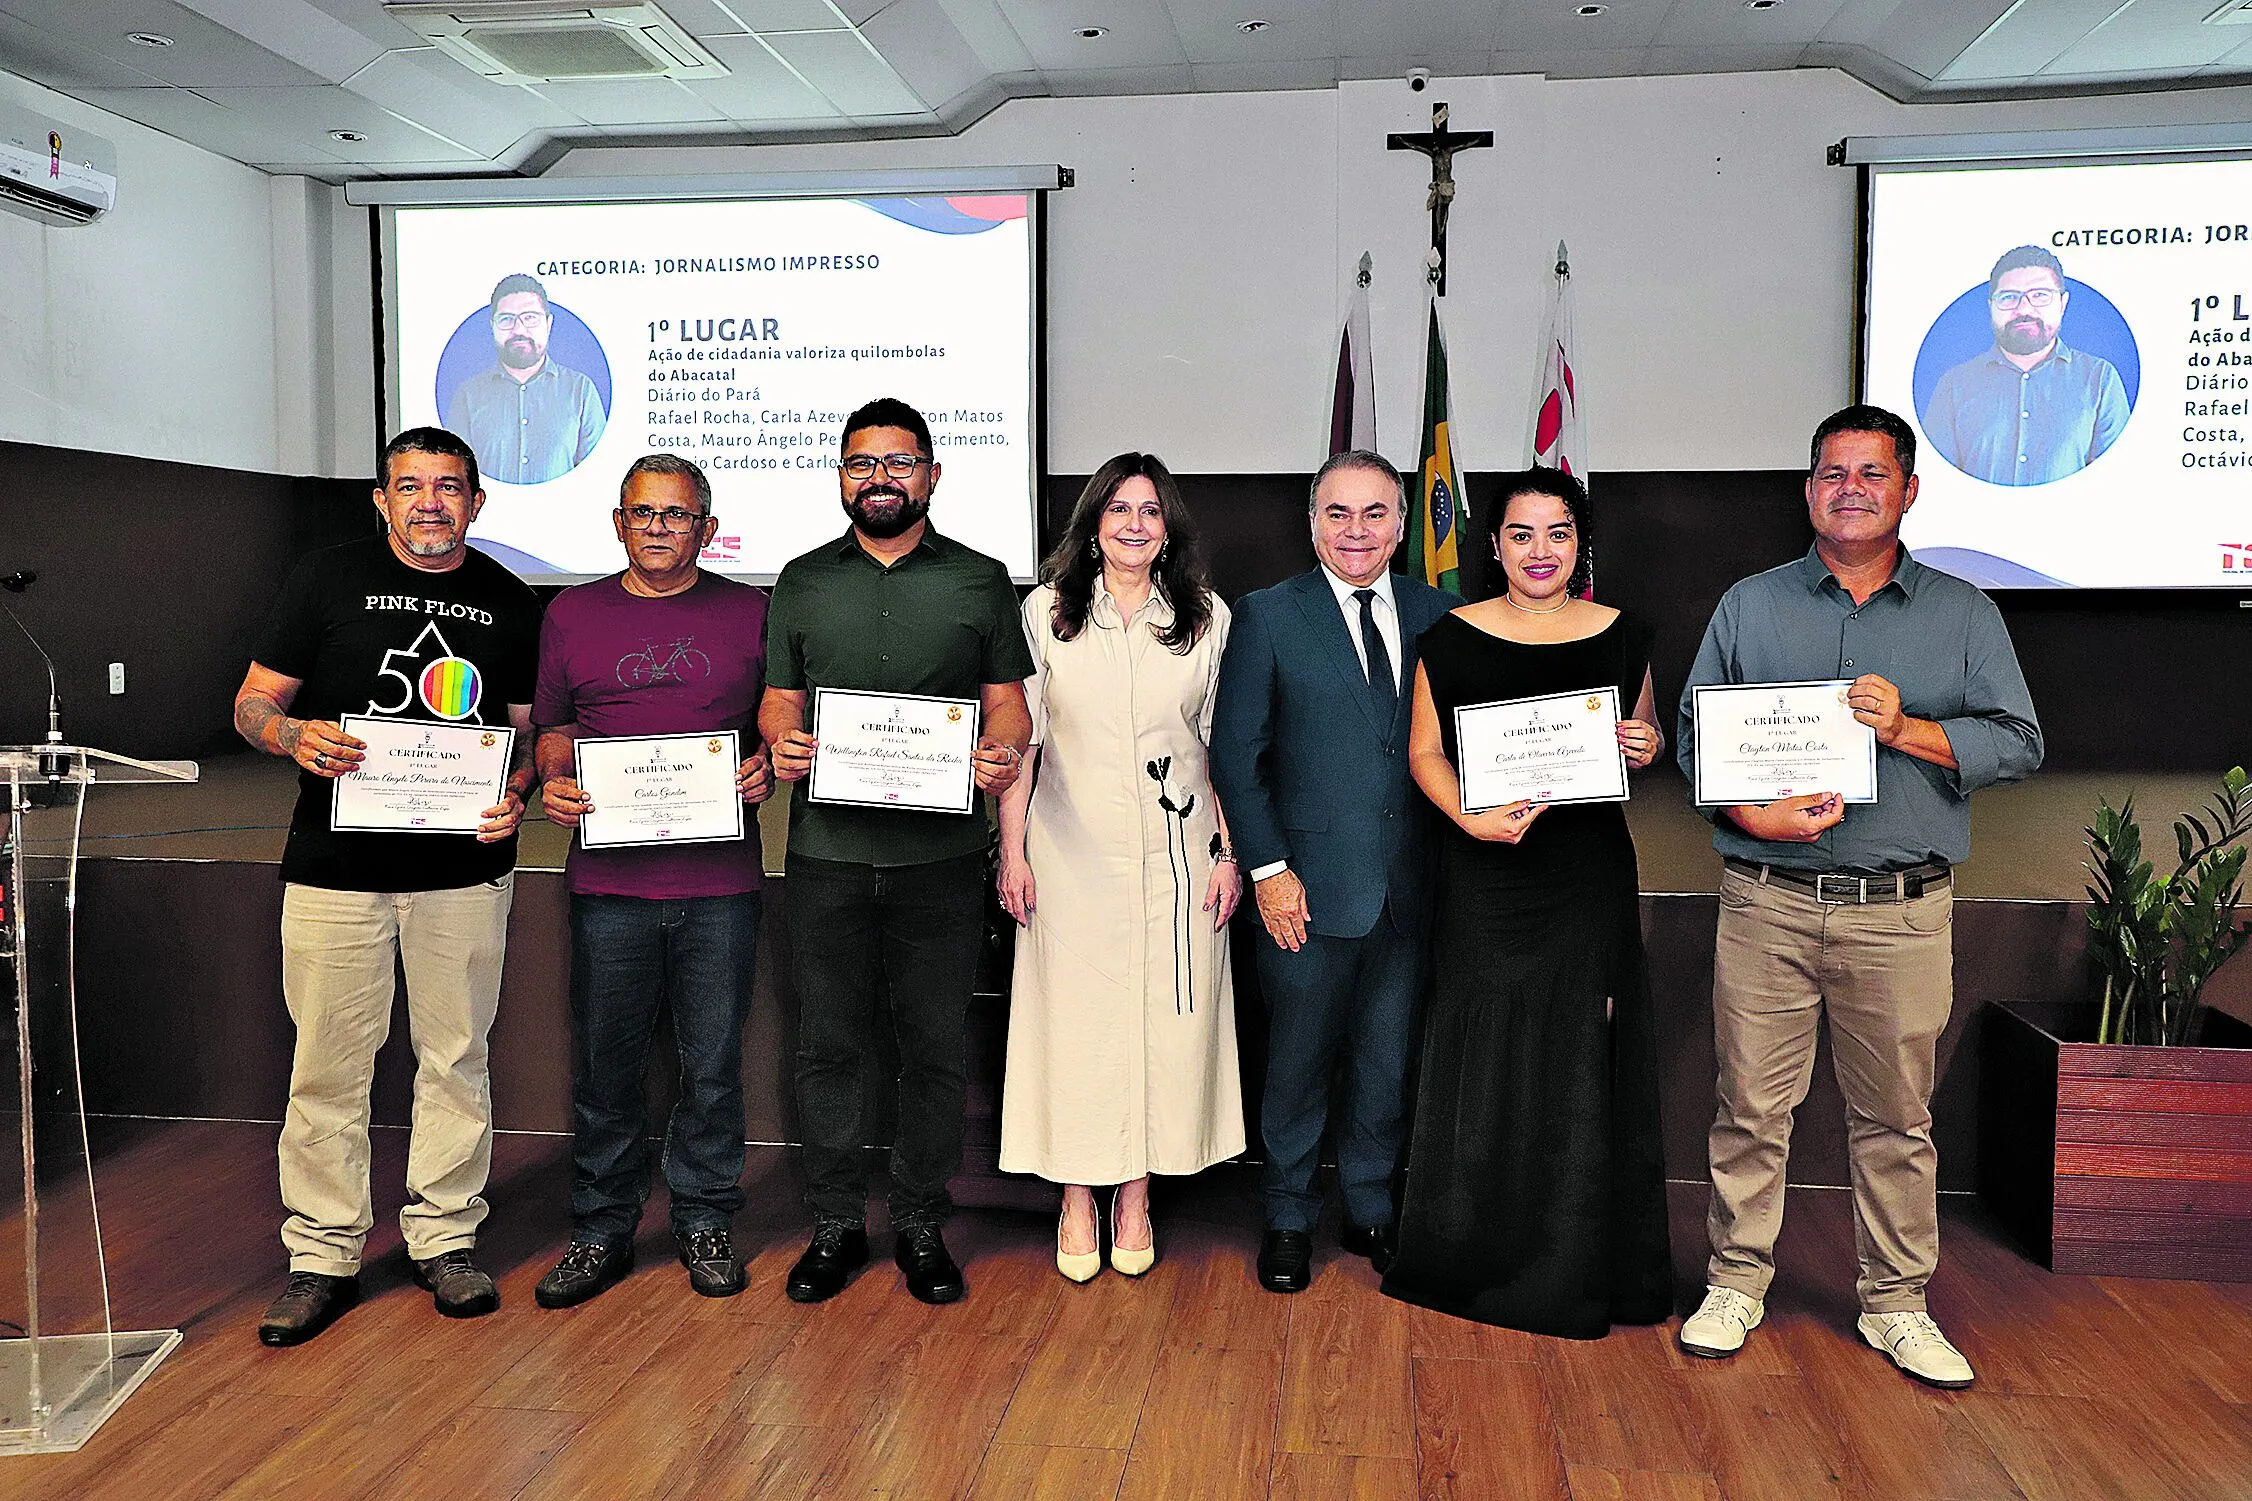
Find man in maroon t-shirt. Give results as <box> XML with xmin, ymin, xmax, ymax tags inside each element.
<box><xmin>531</xmin><ymin>453</ymin><xmax>774</xmax><ymax>1306</ymax></box>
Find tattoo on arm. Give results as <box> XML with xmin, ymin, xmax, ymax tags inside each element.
<box><xmin>236</xmin><ymin>694</ymin><xmax>299</xmax><ymax>756</ymax></box>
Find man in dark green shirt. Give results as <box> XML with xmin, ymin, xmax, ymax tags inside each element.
<box><xmin>759</xmin><ymin>397</ymin><xmax>1034</xmax><ymax>1307</ymax></box>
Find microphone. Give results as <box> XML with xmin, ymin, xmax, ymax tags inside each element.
<box><xmin>0</xmin><ymin>570</ymin><xmax>67</xmax><ymax>776</ymax></box>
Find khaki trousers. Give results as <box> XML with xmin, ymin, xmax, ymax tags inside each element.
<box><xmin>278</xmin><ymin>877</ymin><xmax>512</xmax><ymax>1275</ymax></box>
<box><xmin>1706</xmin><ymin>864</ymin><xmax>1953</xmax><ymax>1313</ymax></box>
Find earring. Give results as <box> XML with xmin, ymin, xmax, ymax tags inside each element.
<box><xmin>1088</xmin><ymin>537</ymin><xmax>1101</xmax><ymax>559</ymax></box>
<box><xmin>1157</xmin><ymin>541</ymin><xmax>1170</xmax><ymax>563</ymax></box>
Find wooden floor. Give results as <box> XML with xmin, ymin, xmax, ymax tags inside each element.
<box><xmin>10</xmin><ymin>1120</ymin><xmax>2252</xmax><ymax>1500</ymax></box>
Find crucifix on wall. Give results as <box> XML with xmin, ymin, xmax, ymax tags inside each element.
<box><xmin>1387</xmin><ymin>102</ymin><xmax>1492</xmax><ymax>297</ymax></box>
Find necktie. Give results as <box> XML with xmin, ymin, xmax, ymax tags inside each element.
<box><xmin>1354</xmin><ymin>587</ymin><xmax>1396</xmax><ymax>719</ymax></box>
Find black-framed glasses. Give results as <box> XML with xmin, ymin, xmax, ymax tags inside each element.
<box><xmin>493</xmin><ymin>310</ymin><xmax>550</xmax><ymax>332</ymax></box>
<box><xmin>1990</xmin><ymin>288</ymin><xmax>2060</xmax><ymax>312</ymax></box>
<box><xmin>841</xmin><ymin>453</ymin><xmax>931</xmax><ymax>480</ymax></box>
<box><xmin>621</xmin><ymin>504</ymin><xmax>707</xmax><ymax>531</ymax></box>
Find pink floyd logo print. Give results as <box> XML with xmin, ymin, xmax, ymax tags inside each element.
<box><xmin>367</xmin><ymin>621</ymin><xmax>485</xmax><ymax>722</ymax></box>
<box><xmin>616</xmin><ymin>635</ymin><xmax>712</xmax><ymax>689</ymax></box>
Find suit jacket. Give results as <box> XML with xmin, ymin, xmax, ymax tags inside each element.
<box><xmin>1210</xmin><ymin>568</ymin><xmax>1459</xmax><ymax>941</ymax></box>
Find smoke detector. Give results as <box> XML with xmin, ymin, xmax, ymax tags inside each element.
<box><xmin>386</xmin><ymin>2</ymin><xmax>729</xmax><ymax>84</ymax></box>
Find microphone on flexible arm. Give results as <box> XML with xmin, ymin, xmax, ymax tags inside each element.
<box><xmin>0</xmin><ymin>571</ymin><xmax>68</xmax><ymax>780</ymax></box>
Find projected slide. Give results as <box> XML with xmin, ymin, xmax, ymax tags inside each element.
<box><xmin>1865</xmin><ymin>158</ymin><xmax>2252</xmax><ymax>588</ymax></box>
<box><xmin>388</xmin><ymin>194</ymin><xmax>1038</xmax><ymax>581</ymax></box>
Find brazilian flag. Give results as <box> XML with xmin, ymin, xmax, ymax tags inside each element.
<box><xmin>1404</xmin><ymin>299</ymin><xmax>1462</xmax><ymax>594</ymax></box>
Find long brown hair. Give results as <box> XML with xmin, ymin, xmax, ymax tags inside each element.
<box><xmin>1041</xmin><ymin>453</ymin><xmax>1212</xmax><ymax>654</ymax></box>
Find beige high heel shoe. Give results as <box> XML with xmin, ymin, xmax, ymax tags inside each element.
<box><xmin>1109</xmin><ymin>1188</ymin><xmax>1155</xmax><ymax>1278</ymax></box>
<box><xmin>1057</xmin><ymin>1204</ymin><xmax>1102</xmax><ymax>1284</ymax></box>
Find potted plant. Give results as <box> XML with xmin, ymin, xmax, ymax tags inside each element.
<box><xmin>1979</xmin><ymin>768</ymin><xmax>2252</xmax><ymax>1281</ymax></box>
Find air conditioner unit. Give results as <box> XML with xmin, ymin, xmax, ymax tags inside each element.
<box><xmin>0</xmin><ymin>103</ymin><xmax>116</xmax><ymax>227</ymax></box>
<box><xmin>385</xmin><ymin>2</ymin><xmax>730</xmax><ymax>85</ymax></box>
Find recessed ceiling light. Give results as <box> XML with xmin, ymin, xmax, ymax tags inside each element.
<box><xmin>1074</xmin><ymin>26</ymin><xmax>1108</xmax><ymax>38</ymax></box>
<box><xmin>1744</xmin><ymin>0</ymin><xmax>1778</xmax><ymax>8</ymax></box>
<box><xmin>125</xmin><ymin>31</ymin><xmax>173</xmax><ymax>47</ymax></box>
<box><xmin>1576</xmin><ymin>4</ymin><xmax>1607</xmax><ymax>15</ymax></box>
<box><xmin>1236</xmin><ymin>19</ymin><xmax>1269</xmax><ymax>32</ymax></box>
<box><xmin>327</xmin><ymin>129</ymin><xmax>367</xmax><ymax>144</ymax></box>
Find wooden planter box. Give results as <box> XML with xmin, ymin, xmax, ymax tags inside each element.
<box><xmin>1979</xmin><ymin>999</ymin><xmax>2252</xmax><ymax>1281</ymax></box>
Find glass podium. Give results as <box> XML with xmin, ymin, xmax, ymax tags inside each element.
<box><xmin>1</xmin><ymin>745</ymin><xmax>196</xmax><ymax>1454</ymax></box>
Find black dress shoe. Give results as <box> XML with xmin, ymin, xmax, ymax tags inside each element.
<box><xmin>257</xmin><ymin>1271</ymin><xmax>360</xmax><ymax>1347</ymax></box>
<box><xmin>412</xmin><ymin>1250</ymin><xmax>500</xmax><ymax>1318</ymax></box>
<box><xmin>1257</xmin><ymin>1229</ymin><xmax>1313</xmax><ymax>1294</ymax></box>
<box><xmin>536</xmin><ymin>1240</ymin><xmax>635</xmax><ymax>1309</ymax></box>
<box><xmin>786</xmin><ymin>1221</ymin><xmax>870</xmax><ymax>1304</ymax></box>
<box><xmin>678</xmin><ymin>1226</ymin><xmax>746</xmax><ymax>1298</ymax></box>
<box><xmin>893</xmin><ymin>1223</ymin><xmax>966</xmax><ymax>1305</ymax></box>
<box><xmin>1341</xmin><ymin>1221</ymin><xmax>1398</xmax><ymax>1274</ymax></box>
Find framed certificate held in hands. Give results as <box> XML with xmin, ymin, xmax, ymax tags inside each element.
<box><xmin>1690</xmin><ymin>681</ymin><xmax>1878</xmax><ymax>807</ymax></box>
<box><xmin>331</xmin><ymin>715</ymin><xmax>514</xmax><ymax>834</ymax></box>
<box><xmin>1454</xmin><ymin>687</ymin><xmax>1629</xmax><ymax>814</ymax></box>
<box><xmin>575</xmin><ymin>731</ymin><xmax>745</xmax><ymax>850</ymax></box>
<box><xmin>808</xmin><ymin>688</ymin><xmax>979</xmax><ymax>814</ymax></box>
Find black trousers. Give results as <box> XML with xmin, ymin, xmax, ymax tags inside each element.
<box><xmin>785</xmin><ymin>851</ymin><xmax>985</xmax><ymax>1229</ymax></box>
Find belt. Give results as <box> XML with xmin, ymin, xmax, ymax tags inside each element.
<box><xmin>1724</xmin><ymin>858</ymin><xmax>1951</xmax><ymax>905</ymax></box>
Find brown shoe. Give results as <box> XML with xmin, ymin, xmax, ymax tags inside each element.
<box><xmin>411</xmin><ymin>1250</ymin><xmax>499</xmax><ymax>1318</ymax></box>
<box><xmin>257</xmin><ymin>1271</ymin><xmax>360</xmax><ymax>1347</ymax></box>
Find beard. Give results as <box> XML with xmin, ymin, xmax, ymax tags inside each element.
<box><xmin>397</xmin><ymin>524</ymin><xmax>460</xmax><ymax>558</ymax></box>
<box><xmin>846</xmin><ymin>485</ymin><xmax>930</xmax><ymax>539</ymax></box>
<box><xmin>497</xmin><ymin>335</ymin><xmax>544</xmax><ymax>371</ymax></box>
<box><xmin>1996</xmin><ymin>316</ymin><xmax>2055</xmax><ymax>358</ymax></box>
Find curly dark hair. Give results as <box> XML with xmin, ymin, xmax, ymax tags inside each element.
<box><xmin>1483</xmin><ymin>466</ymin><xmax>1594</xmax><ymax>598</ymax></box>
<box><xmin>1040</xmin><ymin>453</ymin><xmax>1212</xmax><ymax>654</ymax></box>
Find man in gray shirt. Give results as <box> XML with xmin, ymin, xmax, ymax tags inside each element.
<box><xmin>445</xmin><ymin>273</ymin><xmax>606</xmax><ymax>487</ymax></box>
<box><xmin>1675</xmin><ymin>404</ymin><xmax>2042</xmax><ymax>1388</ymax></box>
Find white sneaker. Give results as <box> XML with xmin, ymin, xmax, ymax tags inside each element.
<box><xmin>1679</xmin><ymin>1285</ymin><xmax>1764</xmax><ymax>1358</ymax></box>
<box><xmin>1858</xmin><ymin>1310</ymin><xmax>1975</xmax><ymax>1389</ymax></box>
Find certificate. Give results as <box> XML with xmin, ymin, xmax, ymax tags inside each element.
<box><xmin>1454</xmin><ymin>687</ymin><xmax>1628</xmax><ymax>813</ymax></box>
<box><xmin>1691</xmin><ymin>681</ymin><xmax>1878</xmax><ymax>806</ymax></box>
<box><xmin>575</xmin><ymin>731</ymin><xmax>745</xmax><ymax>849</ymax></box>
<box><xmin>330</xmin><ymin>715</ymin><xmax>514</xmax><ymax>834</ymax></box>
<box><xmin>808</xmin><ymin>688</ymin><xmax>979</xmax><ymax>814</ymax></box>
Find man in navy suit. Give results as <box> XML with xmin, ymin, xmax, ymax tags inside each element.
<box><xmin>1211</xmin><ymin>450</ymin><xmax>1459</xmax><ymax>1293</ymax></box>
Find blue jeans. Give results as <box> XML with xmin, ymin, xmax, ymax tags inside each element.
<box><xmin>566</xmin><ymin>891</ymin><xmax>760</xmax><ymax>1246</ymax></box>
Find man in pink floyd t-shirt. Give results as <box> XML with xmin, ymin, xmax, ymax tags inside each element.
<box><xmin>530</xmin><ymin>452</ymin><xmax>775</xmax><ymax>1307</ymax></box>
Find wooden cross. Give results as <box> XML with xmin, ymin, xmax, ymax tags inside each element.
<box><xmin>1387</xmin><ymin>102</ymin><xmax>1492</xmax><ymax>296</ymax></box>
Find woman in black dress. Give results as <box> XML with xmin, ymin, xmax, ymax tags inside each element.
<box><xmin>1380</xmin><ymin>467</ymin><xmax>1672</xmax><ymax>1338</ymax></box>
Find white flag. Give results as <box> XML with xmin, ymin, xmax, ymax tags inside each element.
<box><xmin>1329</xmin><ymin>254</ymin><xmax>1376</xmax><ymax>454</ymax></box>
<box><xmin>1529</xmin><ymin>242</ymin><xmax>1583</xmax><ymax>480</ymax></box>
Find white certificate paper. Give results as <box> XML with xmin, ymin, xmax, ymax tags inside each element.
<box><xmin>331</xmin><ymin>716</ymin><xmax>514</xmax><ymax>834</ymax></box>
<box><xmin>808</xmin><ymin>689</ymin><xmax>979</xmax><ymax>814</ymax></box>
<box><xmin>575</xmin><ymin>731</ymin><xmax>745</xmax><ymax>849</ymax></box>
<box><xmin>1691</xmin><ymin>681</ymin><xmax>1879</xmax><ymax>806</ymax></box>
<box><xmin>1454</xmin><ymin>687</ymin><xmax>1628</xmax><ymax>813</ymax></box>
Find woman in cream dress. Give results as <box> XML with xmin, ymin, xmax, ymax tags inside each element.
<box><xmin>998</xmin><ymin>452</ymin><xmax>1243</xmax><ymax>1282</ymax></box>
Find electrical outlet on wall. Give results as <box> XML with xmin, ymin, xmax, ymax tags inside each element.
<box><xmin>108</xmin><ymin>662</ymin><xmax>125</xmax><ymax>695</ymax></box>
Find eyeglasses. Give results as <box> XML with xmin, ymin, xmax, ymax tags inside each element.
<box><xmin>492</xmin><ymin>310</ymin><xmax>550</xmax><ymax>332</ymax></box>
<box><xmin>840</xmin><ymin>453</ymin><xmax>931</xmax><ymax>480</ymax></box>
<box><xmin>621</xmin><ymin>504</ymin><xmax>707</xmax><ymax>531</ymax></box>
<box><xmin>1990</xmin><ymin>288</ymin><xmax>2060</xmax><ymax>312</ymax></box>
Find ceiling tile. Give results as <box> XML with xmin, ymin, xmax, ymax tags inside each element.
<box><xmin>0</xmin><ymin>10</ymin><xmax>170</xmax><ymax>89</ymax></box>
<box><xmin>1651</xmin><ymin>0</ymin><xmax>1843</xmax><ymax>49</ymax></box>
<box><xmin>1638</xmin><ymin>44</ymin><xmax>1812</xmax><ymax>75</ymax></box>
<box><xmin>680</xmin><ymin>32</ymin><xmax>841</xmax><ymax>119</ymax></box>
<box><xmin>1336</xmin><ymin>0</ymin><xmax>1497</xmax><ymax>57</ymax></box>
<box><xmin>928</xmin><ymin>0</ymin><xmax>1038</xmax><ymax>73</ymax></box>
<box><xmin>705</xmin><ymin>0</ymin><xmax>843</xmax><ymax>30</ymax></box>
<box><xmin>764</xmin><ymin>26</ymin><xmax>926</xmax><ymax>113</ymax></box>
<box><xmin>1869</xmin><ymin>0</ymin><xmax>2025</xmax><ymax>80</ymax></box>
<box><xmin>285</xmin><ymin>0</ymin><xmax>435</xmax><ymax>50</ymax></box>
<box><xmin>1490</xmin><ymin>46</ymin><xmax>1650</xmax><ymax>79</ymax></box>
<box><xmin>172</xmin><ymin>0</ymin><xmax>384</xmax><ymax>83</ymax></box>
<box><xmin>1494</xmin><ymin>0</ymin><xmax>1667</xmax><ymax>51</ymax></box>
<box><xmin>187</xmin><ymin>82</ymin><xmax>485</xmax><ymax>160</ymax></box>
<box><xmin>525</xmin><ymin>76</ymin><xmax>731</xmax><ymax>125</ymax></box>
<box><xmin>0</xmin><ymin>0</ymin><xmax>330</xmax><ymax>88</ymax></box>
<box><xmin>992</xmin><ymin>0</ymin><xmax>1189</xmax><ymax>71</ymax></box>
<box><xmin>343</xmin><ymin>47</ymin><xmax>588</xmax><ymax>160</ymax></box>
<box><xmin>860</xmin><ymin>0</ymin><xmax>988</xmax><ymax>108</ymax></box>
<box><xmin>2040</xmin><ymin>0</ymin><xmax>2246</xmax><ymax>76</ymax></box>
<box><xmin>1161</xmin><ymin>0</ymin><xmax>1338</xmax><ymax>64</ymax></box>
<box><xmin>72</xmin><ymin>83</ymin><xmax>354</xmax><ymax>165</ymax></box>
<box><xmin>1188</xmin><ymin>57</ymin><xmax>1339</xmax><ymax>91</ymax></box>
